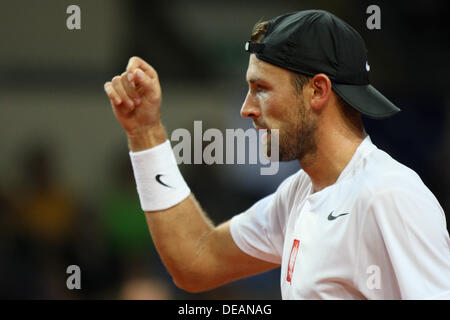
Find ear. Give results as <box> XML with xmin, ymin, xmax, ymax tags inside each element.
<box><xmin>310</xmin><ymin>74</ymin><xmax>332</xmax><ymax>112</ymax></box>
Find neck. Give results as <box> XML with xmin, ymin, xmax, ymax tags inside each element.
<box><xmin>299</xmin><ymin>123</ymin><xmax>366</xmax><ymax>193</ymax></box>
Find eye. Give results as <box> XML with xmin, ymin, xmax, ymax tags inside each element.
<box><xmin>248</xmin><ymin>81</ymin><xmax>269</xmax><ymax>94</ymax></box>
<box><xmin>255</xmin><ymin>84</ymin><xmax>266</xmax><ymax>92</ymax></box>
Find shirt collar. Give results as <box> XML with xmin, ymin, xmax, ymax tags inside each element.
<box><xmin>335</xmin><ymin>135</ymin><xmax>377</xmax><ymax>184</ymax></box>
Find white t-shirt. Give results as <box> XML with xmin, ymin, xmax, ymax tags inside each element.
<box><xmin>230</xmin><ymin>136</ymin><xmax>450</xmax><ymax>299</ymax></box>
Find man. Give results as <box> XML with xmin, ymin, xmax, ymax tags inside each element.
<box><xmin>104</xmin><ymin>10</ymin><xmax>450</xmax><ymax>299</ymax></box>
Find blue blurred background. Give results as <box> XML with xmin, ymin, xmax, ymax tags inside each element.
<box><xmin>0</xmin><ymin>0</ymin><xmax>449</xmax><ymax>299</ymax></box>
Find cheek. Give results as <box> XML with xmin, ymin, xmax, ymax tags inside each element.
<box><xmin>261</xmin><ymin>96</ymin><xmax>300</xmax><ymax>132</ymax></box>
<box><xmin>258</xmin><ymin>92</ymin><xmax>285</xmax><ymax>121</ymax></box>
<box><xmin>256</xmin><ymin>91</ymin><xmax>271</xmax><ymax>107</ymax></box>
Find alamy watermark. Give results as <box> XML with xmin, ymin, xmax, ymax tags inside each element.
<box><xmin>366</xmin><ymin>5</ymin><xmax>381</xmax><ymax>30</ymax></box>
<box><xmin>66</xmin><ymin>5</ymin><xmax>81</xmax><ymax>30</ymax></box>
<box><xmin>65</xmin><ymin>6</ymin><xmax>380</xmax><ymax>35</ymax></box>
<box><xmin>66</xmin><ymin>265</ymin><xmax>81</xmax><ymax>290</ymax></box>
<box><xmin>366</xmin><ymin>264</ymin><xmax>381</xmax><ymax>290</ymax></box>
<box><xmin>170</xmin><ymin>121</ymin><xmax>279</xmax><ymax>175</ymax></box>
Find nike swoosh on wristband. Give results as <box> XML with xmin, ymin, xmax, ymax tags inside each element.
<box><xmin>155</xmin><ymin>174</ymin><xmax>173</xmax><ymax>188</ymax></box>
<box><xmin>327</xmin><ymin>211</ymin><xmax>350</xmax><ymax>221</ymax></box>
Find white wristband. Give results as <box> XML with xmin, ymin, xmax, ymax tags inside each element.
<box><xmin>129</xmin><ymin>140</ymin><xmax>190</xmax><ymax>211</ymax></box>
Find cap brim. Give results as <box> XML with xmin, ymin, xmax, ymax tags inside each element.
<box><xmin>333</xmin><ymin>83</ymin><xmax>401</xmax><ymax>120</ymax></box>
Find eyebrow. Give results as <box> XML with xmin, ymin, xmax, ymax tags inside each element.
<box><xmin>247</xmin><ymin>77</ymin><xmax>263</xmax><ymax>84</ymax></box>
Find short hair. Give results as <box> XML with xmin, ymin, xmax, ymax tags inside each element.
<box><xmin>250</xmin><ymin>20</ymin><xmax>269</xmax><ymax>42</ymax></box>
<box><xmin>334</xmin><ymin>94</ymin><xmax>363</xmax><ymax>128</ymax></box>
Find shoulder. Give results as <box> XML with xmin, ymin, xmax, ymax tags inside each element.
<box><xmin>357</xmin><ymin>148</ymin><xmax>437</xmax><ymax>201</ymax></box>
<box><xmin>353</xmin><ymin>148</ymin><xmax>445</xmax><ymax>225</ymax></box>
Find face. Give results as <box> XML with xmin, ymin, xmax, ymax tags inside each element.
<box><xmin>241</xmin><ymin>54</ymin><xmax>317</xmax><ymax>161</ymax></box>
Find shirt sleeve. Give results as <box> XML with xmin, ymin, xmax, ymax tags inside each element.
<box><xmin>229</xmin><ymin>174</ymin><xmax>298</xmax><ymax>264</ymax></box>
<box><xmin>363</xmin><ymin>188</ymin><xmax>450</xmax><ymax>299</ymax></box>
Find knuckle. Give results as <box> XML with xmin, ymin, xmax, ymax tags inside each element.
<box><xmin>107</xmin><ymin>90</ymin><xmax>117</xmax><ymax>99</ymax></box>
<box><xmin>121</xmin><ymin>73</ymin><xmax>131</xmax><ymax>85</ymax></box>
<box><xmin>130</xmin><ymin>56</ymin><xmax>141</xmax><ymax>63</ymax></box>
<box><xmin>112</xmin><ymin>76</ymin><xmax>121</xmax><ymax>84</ymax></box>
<box><xmin>127</xmin><ymin>56</ymin><xmax>140</xmax><ymax>69</ymax></box>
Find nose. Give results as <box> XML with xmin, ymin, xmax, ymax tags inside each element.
<box><xmin>240</xmin><ymin>91</ymin><xmax>261</xmax><ymax>119</ymax></box>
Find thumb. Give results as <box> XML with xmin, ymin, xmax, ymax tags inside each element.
<box><xmin>132</xmin><ymin>68</ymin><xmax>160</xmax><ymax>101</ymax></box>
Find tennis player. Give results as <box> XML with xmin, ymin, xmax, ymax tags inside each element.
<box><xmin>104</xmin><ymin>10</ymin><xmax>450</xmax><ymax>299</ymax></box>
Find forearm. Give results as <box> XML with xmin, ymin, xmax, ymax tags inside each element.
<box><xmin>144</xmin><ymin>194</ymin><xmax>217</xmax><ymax>291</ymax></box>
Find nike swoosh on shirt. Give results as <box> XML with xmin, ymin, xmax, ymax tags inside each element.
<box><xmin>155</xmin><ymin>174</ymin><xmax>173</xmax><ymax>188</ymax></box>
<box><xmin>327</xmin><ymin>211</ymin><xmax>350</xmax><ymax>221</ymax></box>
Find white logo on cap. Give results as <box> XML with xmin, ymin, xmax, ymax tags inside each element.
<box><xmin>366</xmin><ymin>61</ymin><xmax>370</xmax><ymax>72</ymax></box>
<box><xmin>245</xmin><ymin>42</ymin><xmax>249</xmax><ymax>51</ymax></box>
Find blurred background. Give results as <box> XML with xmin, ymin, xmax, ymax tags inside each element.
<box><xmin>0</xmin><ymin>0</ymin><xmax>449</xmax><ymax>299</ymax></box>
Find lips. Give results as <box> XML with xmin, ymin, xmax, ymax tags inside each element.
<box><xmin>253</xmin><ymin>122</ymin><xmax>268</xmax><ymax>131</ymax></box>
<box><xmin>252</xmin><ymin>123</ymin><xmax>271</xmax><ymax>143</ymax></box>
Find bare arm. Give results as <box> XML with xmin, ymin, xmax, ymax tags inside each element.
<box><xmin>144</xmin><ymin>194</ymin><xmax>278</xmax><ymax>292</ymax></box>
<box><xmin>104</xmin><ymin>57</ymin><xmax>279</xmax><ymax>293</ymax></box>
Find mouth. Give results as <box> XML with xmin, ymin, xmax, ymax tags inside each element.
<box><xmin>252</xmin><ymin>123</ymin><xmax>271</xmax><ymax>144</ymax></box>
<box><xmin>253</xmin><ymin>122</ymin><xmax>268</xmax><ymax>131</ymax></box>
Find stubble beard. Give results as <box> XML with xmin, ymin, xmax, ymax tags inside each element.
<box><xmin>267</xmin><ymin>98</ymin><xmax>318</xmax><ymax>162</ymax></box>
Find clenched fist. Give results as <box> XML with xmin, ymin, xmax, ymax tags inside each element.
<box><xmin>104</xmin><ymin>57</ymin><xmax>167</xmax><ymax>151</ymax></box>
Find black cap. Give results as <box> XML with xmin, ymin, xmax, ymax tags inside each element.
<box><xmin>245</xmin><ymin>10</ymin><xmax>401</xmax><ymax>119</ymax></box>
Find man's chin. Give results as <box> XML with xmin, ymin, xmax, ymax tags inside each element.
<box><xmin>262</xmin><ymin>131</ymin><xmax>284</xmax><ymax>161</ymax></box>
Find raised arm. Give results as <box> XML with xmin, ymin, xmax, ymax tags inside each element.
<box><xmin>104</xmin><ymin>57</ymin><xmax>279</xmax><ymax>293</ymax></box>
